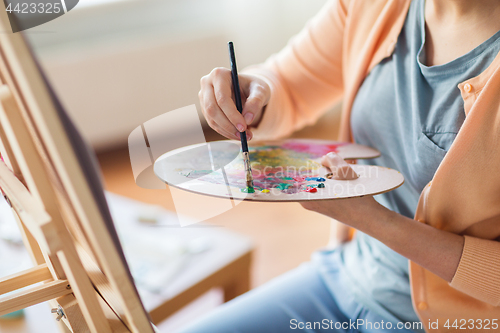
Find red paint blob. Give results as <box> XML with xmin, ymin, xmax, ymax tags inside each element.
<box><xmin>305</xmin><ymin>187</ymin><xmax>317</xmax><ymax>193</ymax></box>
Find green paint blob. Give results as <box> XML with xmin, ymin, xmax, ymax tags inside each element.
<box><xmin>276</xmin><ymin>183</ymin><xmax>291</xmax><ymax>190</ymax></box>
<box><xmin>318</xmin><ymin>183</ymin><xmax>325</xmax><ymax>188</ymax></box>
<box><xmin>281</xmin><ymin>177</ymin><xmax>293</xmax><ymax>180</ymax></box>
<box><xmin>241</xmin><ymin>187</ymin><xmax>255</xmax><ymax>193</ymax></box>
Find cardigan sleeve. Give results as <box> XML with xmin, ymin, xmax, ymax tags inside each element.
<box><xmin>242</xmin><ymin>0</ymin><xmax>347</xmax><ymax>141</ymax></box>
<box><xmin>450</xmin><ymin>235</ymin><xmax>500</xmax><ymax>305</ymax></box>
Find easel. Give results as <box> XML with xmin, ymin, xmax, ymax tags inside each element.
<box><xmin>0</xmin><ymin>7</ymin><xmax>155</xmax><ymax>333</ymax></box>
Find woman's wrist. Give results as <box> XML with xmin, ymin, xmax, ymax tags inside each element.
<box><xmin>339</xmin><ymin>196</ymin><xmax>386</xmax><ymax>228</ymax></box>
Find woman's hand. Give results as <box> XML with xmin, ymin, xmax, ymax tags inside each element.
<box><xmin>199</xmin><ymin>67</ymin><xmax>271</xmax><ymax>140</ymax></box>
<box><xmin>300</xmin><ymin>152</ymin><xmax>367</xmax><ymax>222</ymax></box>
<box><xmin>321</xmin><ymin>152</ymin><xmax>358</xmax><ymax>180</ymax></box>
<box><xmin>299</xmin><ymin>155</ymin><xmax>464</xmax><ymax>282</ymax></box>
<box><xmin>300</xmin><ymin>152</ymin><xmax>368</xmax><ymax>223</ymax></box>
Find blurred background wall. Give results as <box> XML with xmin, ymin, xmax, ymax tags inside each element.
<box><xmin>26</xmin><ymin>0</ymin><xmax>329</xmax><ymax>150</ymax></box>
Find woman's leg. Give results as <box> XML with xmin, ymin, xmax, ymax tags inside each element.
<box><xmin>179</xmin><ymin>263</ymin><xmax>350</xmax><ymax>333</ymax></box>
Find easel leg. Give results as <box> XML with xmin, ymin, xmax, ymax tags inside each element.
<box><xmin>57</xmin><ymin>320</ymin><xmax>72</xmax><ymax>333</ymax></box>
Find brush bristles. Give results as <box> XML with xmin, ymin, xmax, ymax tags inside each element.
<box><xmin>242</xmin><ymin>152</ymin><xmax>254</xmax><ymax>188</ymax></box>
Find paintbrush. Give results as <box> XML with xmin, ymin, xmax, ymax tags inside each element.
<box><xmin>228</xmin><ymin>41</ymin><xmax>254</xmax><ymax>189</ymax></box>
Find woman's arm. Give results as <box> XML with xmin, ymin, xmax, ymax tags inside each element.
<box><xmin>244</xmin><ymin>0</ymin><xmax>347</xmax><ymax>140</ymax></box>
<box><xmin>301</xmin><ymin>196</ymin><xmax>464</xmax><ymax>282</ymax></box>
<box><xmin>198</xmin><ymin>0</ymin><xmax>349</xmax><ymax>141</ymax></box>
<box><xmin>302</xmin><ymin>153</ymin><xmax>464</xmax><ymax>282</ymax></box>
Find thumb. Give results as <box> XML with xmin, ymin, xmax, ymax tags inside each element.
<box><xmin>321</xmin><ymin>152</ymin><xmax>359</xmax><ymax>180</ymax></box>
<box><xmin>242</xmin><ymin>83</ymin><xmax>269</xmax><ymax>126</ymax></box>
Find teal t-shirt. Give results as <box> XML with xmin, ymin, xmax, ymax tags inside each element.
<box><xmin>315</xmin><ymin>0</ymin><xmax>500</xmax><ymax>328</ymax></box>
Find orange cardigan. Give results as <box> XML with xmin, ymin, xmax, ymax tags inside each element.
<box><xmin>246</xmin><ymin>0</ymin><xmax>500</xmax><ymax>330</ymax></box>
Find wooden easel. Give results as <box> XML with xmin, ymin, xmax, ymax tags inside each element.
<box><xmin>0</xmin><ymin>8</ymin><xmax>155</xmax><ymax>333</ymax></box>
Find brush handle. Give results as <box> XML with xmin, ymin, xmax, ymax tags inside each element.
<box><xmin>228</xmin><ymin>41</ymin><xmax>249</xmax><ymax>153</ymax></box>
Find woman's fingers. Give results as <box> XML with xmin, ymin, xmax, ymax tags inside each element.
<box><xmin>201</xmin><ymin>88</ymin><xmax>241</xmax><ymax>140</ymax></box>
<box><xmin>247</xmin><ymin>129</ymin><xmax>253</xmax><ymax>140</ymax></box>
<box><xmin>211</xmin><ymin>69</ymin><xmax>247</xmax><ymax>132</ymax></box>
<box><xmin>321</xmin><ymin>152</ymin><xmax>359</xmax><ymax>180</ymax></box>
<box><xmin>199</xmin><ymin>68</ymin><xmax>269</xmax><ymax>140</ymax></box>
<box><xmin>200</xmin><ymin>67</ymin><xmax>247</xmax><ymax>139</ymax></box>
<box><xmin>240</xmin><ymin>75</ymin><xmax>270</xmax><ymax>126</ymax></box>
<box><xmin>241</xmin><ymin>81</ymin><xmax>268</xmax><ymax>126</ymax></box>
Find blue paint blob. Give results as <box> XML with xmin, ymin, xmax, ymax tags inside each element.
<box><xmin>305</xmin><ymin>177</ymin><xmax>326</xmax><ymax>182</ymax></box>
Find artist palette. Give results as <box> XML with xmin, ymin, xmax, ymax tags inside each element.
<box><xmin>154</xmin><ymin>139</ymin><xmax>404</xmax><ymax>202</ymax></box>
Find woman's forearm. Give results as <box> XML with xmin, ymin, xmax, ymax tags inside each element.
<box><xmin>349</xmin><ymin>201</ymin><xmax>464</xmax><ymax>282</ymax></box>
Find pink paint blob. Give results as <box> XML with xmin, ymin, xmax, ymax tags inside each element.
<box><xmin>281</xmin><ymin>141</ymin><xmax>345</xmax><ymax>158</ymax></box>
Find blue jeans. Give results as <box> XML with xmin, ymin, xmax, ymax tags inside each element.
<box><xmin>179</xmin><ymin>259</ymin><xmax>419</xmax><ymax>333</ymax></box>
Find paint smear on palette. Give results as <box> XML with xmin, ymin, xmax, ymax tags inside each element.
<box><xmin>281</xmin><ymin>141</ymin><xmax>345</xmax><ymax>158</ymax></box>
<box><xmin>178</xmin><ymin>141</ymin><xmax>344</xmax><ymax>194</ymax></box>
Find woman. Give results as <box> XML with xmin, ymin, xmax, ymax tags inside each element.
<box><xmin>186</xmin><ymin>0</ymin><xmax>500</xmax><ymax>332</ymax></box>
